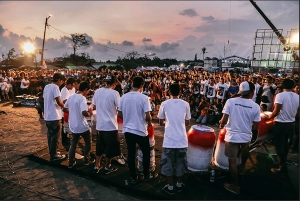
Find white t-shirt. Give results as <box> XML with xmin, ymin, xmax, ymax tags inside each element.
<box><xmin>222</xmin><ymin>97</ymin><xmax>261</xmax><ymax>143</ymax></box>
<box><xmin>44</xmin><ymin>83</ymin><xmax>62</xmax><ymax>121</ymax></box>
<box><xmin>92</xmin><ymin>88</ymin><xmax>120</xmax><ymax>131</ymax></box>
<box><xmin>157</xmin><ymin>99</ymin><xmax>191</xmax><ymax>148</ymax></box>
<box><xmin>200</xmin><ymin>80</ymin><xmax>207</xmax><ymax>95</ymax></box>
<box><xmin>119</xmin><ymin>91</ymin><xmax>151</xmax><ymax>136</ymax></box>
<box><xmin>262</xmin><ymin>84</ymin><xmax>276</xmax><ymax>103</ymax></box>
<box><xmin>216</xmin><ymin>83</ymin><xmax>228</xmax><ymax>99</ymax></box>
<box><xmin>252</xmin><ymin>83</ymin><xmax>261</xmax><ymax>102</ymax></box>
<box><xmin>20</xmin><ymin>79</ymin><xmax>29</xmax><ymax>89</ymax></box>
<box><xmin>64</xmin><ymin>94</ymin><xmax>90</xmax><ymax>133</ymax></box>
<box><xmin>61</xmin><ymin>86</ymin><xmax>71</xmax><ymax>102</ymax></box>
<box><xmin>274</xmin><ymin>91</ymin><xmax>299</xmax><ymax>123</ymax></box>
<box><xmin>61</xmin><ymin>86</ymin><xmax>71</xmax><ymax>116</ymax></box>
<box><xmin>206</xmin><ymin>84</ymin><xmax>216</xmax><ymax>98</ymax></box>
<box><xmin>0</xmin><ymin>81</ymin><xmax>7</xmax><ymax>91</ymax></box>
<box><xmin>69</xmin><ymin>88</ymin><xmax>76</xmax><ymax>95</ymax></box>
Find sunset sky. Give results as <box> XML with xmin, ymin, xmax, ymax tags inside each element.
<box><xmin>0</xmin><ymin>1</ymin><xmax>298</xmax><ymax>62</ymax></box>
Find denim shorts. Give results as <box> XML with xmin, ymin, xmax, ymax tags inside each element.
<box><xmin>160</xmin><ymin>148</ymin><xmax>188</xmax><ymax>177</ymax></box>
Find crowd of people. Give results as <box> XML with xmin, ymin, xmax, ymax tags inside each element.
<box><xmin>0</xmin><ymin>67</ymin><xmax>299</xmax><ymax>195</ymax></box>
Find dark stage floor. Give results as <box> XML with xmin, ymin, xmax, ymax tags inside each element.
<box><xmin>28</xmin><ymin>132</ymin><xmax>299</xmax><ymax>200</ymax></box>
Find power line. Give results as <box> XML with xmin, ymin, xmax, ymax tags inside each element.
<box><xmin>48</xmin><ymin>25</ymin><xmax>71</xmax><ymax>36</ymax></box>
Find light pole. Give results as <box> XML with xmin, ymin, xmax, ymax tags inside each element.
<box><xmin>40</xmin><ymin>14</ymin><xmax>52</xmax><ymax>66</ymax></box>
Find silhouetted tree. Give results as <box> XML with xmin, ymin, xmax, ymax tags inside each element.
<box><xmin>70</xmin><ymin>33</ymin><xmax>90</xmax><ymax>65</ymax></box>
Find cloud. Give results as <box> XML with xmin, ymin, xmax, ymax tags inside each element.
<box><xmin>205</xmin><ymin>43</ymin><xmax>214</xmax><ymax>47</ymax></box>
<box><xmin>25</xmin><ymin>27</ymin><xmax>33</xmax><ymax>30</ymax></box>
<box><xmin>122</xmin><ymin>40</ymin><xmax>134</xmax><ymax>46</ymax></box>
<box><xmin>201</xmin><ymin>16</ymin><xmax>215</xmax><ymax>22</ymax></box>
<box><xmin>175</xmin><ymin>24</ymin><xmax>180</xmax><ymax>26</ymax></box>
<box><xmin>179</xmin><ymin>9</ymin><xmax>198</xmax><ymax>18</ymax></box>
<box><xmin>144</xmin><ymin>42</ymin><xmax>180</xmax><ymax>53</ymax></box>
<box><xmin>142</xmin><ymin>38</ymin><xmax>152</xmax><ymax>42</ymax></box>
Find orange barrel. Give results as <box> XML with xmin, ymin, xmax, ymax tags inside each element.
<box><xmin>187</xmin><ymin>125</ymin><xmax>216</xmax><ymax>171</ymax></box>
<box><xmin>255</xmin><ymin>111</ymin><xmax>275</xmax><ymax>143</ymax></box>
<box><xmin>117</xmin><ymin>116</ymin><xmax>123</xmax><ymax>133</ymax></box>
<box><xmin>63</xmin><ymin>112</ymin><xmax>71</xmax><ymax>134</ymax></box>
<box><xmin>213</xmin><ymin>128</ymin><xmax>241</xmax><ymax>170</ymax></box>
<box><xmin>137</xmin><ymin>124</ymin><xmax>156</xmax><ymax>173</ymax></box>
<box><xmin>64</xmin><ymin>112</ymin><xmax>69</xmax><ymax>123</ymax></box>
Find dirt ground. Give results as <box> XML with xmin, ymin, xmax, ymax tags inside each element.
<box><xmin>0</xmin><ymin>102</ymin><xmax>139</xmax><ymax>200</ymax></box>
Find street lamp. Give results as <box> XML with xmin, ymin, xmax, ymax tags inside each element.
<box><xmin>40</xmin><ymin>13</ymin><xmax>52</xmax><ymax>66</ymax></box>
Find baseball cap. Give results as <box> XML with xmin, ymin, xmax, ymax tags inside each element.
<box><xmin>237</xmin><ymin>81</ymin><xmax>251</xmax><ymax>95</ymax></box>
<box><xmin>103</xmin><ymin>75</ymin><xmax>116</xmax><ymax>84</ymax></box>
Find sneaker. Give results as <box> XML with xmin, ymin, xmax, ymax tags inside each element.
<box><xmin>271</xmin><ymin>165</ymin><xmax>287</xmax><ymax>173</ymax></box>
<box><xmin>144</xmin><ymin>172</ymin><xmax>158</xmax><ymax>181</ymax></box>
<box><xmin>162</xmin><ymin>184</ymin><xmax>175</xmax><ymax>195</ymax></box>
<box><xmin>175</xmin><ymin>183</ymin><xmax>185</xmax><ymax>192</ymax></box>
<box><xmin>68</xmin><ymin>161</ymin><xmax>76</xmax><ymax>168</ymax></box>
<box><xmin>104</xmin><ymin>166</ymin><xmax>118</xmax><ymax>175</ymax></box>
<box><xmin>131</xmin><ymin>177</ymin><xmax>137</xmax><ymax>184</ymax></box>
<box><xmin>93</xmin><ymin>166</ymin><xmax>103</xmax><ymax>174</ymax></box>
<box><xmin>84</xmin><ymin>159</ymin><xmax>95</xmax><ymax>166</ymax></box>
<box><xmin>51</xmin><ymin>154</ymin><xmax>66</xmax><ymax>161</ymax></box>
<box><xmin>224</xmin><ymin>183</ymin><xmax>240</xmax><ymax>194</ymax></box>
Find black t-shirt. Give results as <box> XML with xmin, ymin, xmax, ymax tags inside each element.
<box><xmin>30</xmin><ymin>76</ymin><xmax>39</xmax><ymax>87</ymax></box>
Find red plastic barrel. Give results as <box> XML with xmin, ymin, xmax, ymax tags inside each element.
<box><xmin>213</xmin><ymin>128</ymin><xmax>241</xmax><ymax>169</ymax></box>
<box><xmin>186</xmin><ymin>125</ymin><xmax>216</xmax><ymax>171</ymax></box>
<box><xmin>256</xmin><ymin>112</ymin><xmax>274</xmax><ymax>143</ymax></box>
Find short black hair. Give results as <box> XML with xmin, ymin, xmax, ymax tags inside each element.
<box><xmin>281</xmin><ymin>79</ymin><xmax>295</xmax><ymax>89</ymax></box>
<box><xmin>169</xmin><ymin>83</ymin><xmax>180</xmax><ymax>96</ymax></box>
<box><xmin>261</xmin><ymin>104</ymin><xmax>267</xmax><ymax>109</ymax></box>
<box><xmin>53</xmin><ymin>73</ymin><xmax>65</xmax><ymax>82</ymax></box>
<box><xmin>79</xmin><ymin>81</ymin><xmax>90</xmax><ymax>92</ymax></box>
<box><xmin>132</xmin><ymin>76</ymin><xmax>145</xmax><ymax>88</ymax></box>
<box><xmin>66</xmin><ymin>77</ymin><xmax>75</xmax><ymax>85</ymax></box>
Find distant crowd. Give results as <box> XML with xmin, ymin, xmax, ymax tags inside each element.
<box><xmin>0</xmin><ymin>68</ymin><xmax>299</xmax><ymax>126</ymax></box>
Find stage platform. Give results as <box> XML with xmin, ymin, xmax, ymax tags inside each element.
<box><xmin>28</xmin><ymin>129</ymin><xmax>299</xmax><ymax>200</ymax></box>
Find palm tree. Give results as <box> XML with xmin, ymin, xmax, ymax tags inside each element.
<box><xmin>201</xmin><ymin>47</ymin><xmax>207</xmax><ymax>60</ymax></box>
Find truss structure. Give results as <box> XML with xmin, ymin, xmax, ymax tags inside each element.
<box><xmin>251</xmin><ymin>28</ymin><xmax>299</xmax><ymax>68</ymax></box>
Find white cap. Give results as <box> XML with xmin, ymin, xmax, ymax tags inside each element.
<box><xmin>237</xmin><ymin>81</ymin><xmax>250</xmax><ymax>95</ymax></box>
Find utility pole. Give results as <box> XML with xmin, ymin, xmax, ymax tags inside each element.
<box><xmin>40</xmin><ymin>14</ymin><xmax>52</xmax><ymax>66</ymax></box>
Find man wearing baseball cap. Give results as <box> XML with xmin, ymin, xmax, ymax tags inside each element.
<box><xmin>219</xmin><ymin>81</ymin><xmax>261</xmax><ymax>194</ymax></box>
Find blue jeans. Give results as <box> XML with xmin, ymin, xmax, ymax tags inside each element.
<box><xmin>45</xmin><ymin>120</ymin><xmax>61</xmax><ymax>160</ymax></box>
<box><xmin>68</xmin><ymin>130</ymin><xmax>92</xmax><ymax>165</ymax></box>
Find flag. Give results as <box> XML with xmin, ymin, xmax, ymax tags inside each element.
<box><xmin>41</xmin><ymin>59</ymin><xmax>47</xmax><ymax>69</ymax></box>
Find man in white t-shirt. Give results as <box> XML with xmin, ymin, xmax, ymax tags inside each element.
<box><xmin>43</xmin><ymin>73</ymin><xmax>66</xmax><ymax>162</ymax></box>
<box><xmin>219</xmin><ymin>81</ymin><xmax>261</xmax><ymax>194</ymax></box>
<box><xmin>266</xmin><ymin>79</ymin><xmax>299</xmax><ymax>173</ymax></box>
<box><xmin>216</xmin><ymin>77</ymin><xmax>228</xmax><ymax>104</ymax></box>
<box><xmin>118</xmin><ymin>76</ymin><xmax>157</xmax><ymax>183</ymax></box>
<box><xmin>20</xmin><ymin>76</ymin><xmax>30</xmax><ymax>94</ymax></box>
<box><xmin>251</xmin><ymin>76</ymin><xmax>260</xmax><ymax>104</ymax></box>
<box><xmin>157</xmin><ymin>83</ymin><xmax>191</xmax><ymax>195</ymax></box>
<box><xmin>60</xmin><ymin>78</ymin><xmax>75</xmax><ymax>146</ymax></box>
<box><xmin>63</xmin><ymin>81</ymin><xmax>95</xmax><ymax>168</ymax></box>
<box><xmin>0</xmin><ymin>78</ymin><xmax>9</xmax><ymax>101</ymax></box>
<box><xmin>206</xmin><ymin>78</ymin><xmax>216</xmax><ymax>103</ymax></box>
<box><xmin>92</xmin><ymin>75</ymin><xmax>121</xmax><ymax>174</ymax></box>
